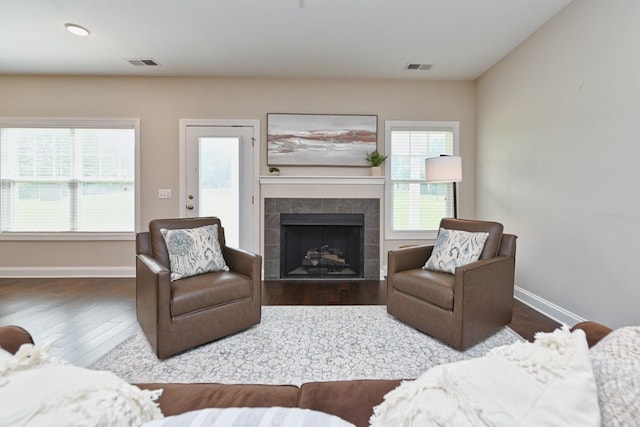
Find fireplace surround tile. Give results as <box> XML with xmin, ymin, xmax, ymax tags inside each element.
<box><xmin>264</xmin><ymin>198</ymin><xmax>380</xmax><ymax>280</ymax></box>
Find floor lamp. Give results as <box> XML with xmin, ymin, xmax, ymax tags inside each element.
<box><xmin>425</xmin><ymin>155</ymin><xmax>462</xmax><ymax>218</ymax></box>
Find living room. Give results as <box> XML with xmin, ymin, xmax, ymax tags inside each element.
<box><xmin>1</xmin><ymin>1</ymin><xmax>637</xmax><ymax>331</ymax></box>
<box><xmin>1</xmin><ymin>1</ymin><xmax>639</xmax><ymax>425</ymax></box>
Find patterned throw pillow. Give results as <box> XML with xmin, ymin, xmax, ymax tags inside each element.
<box><xmin>423</xmin><ymin>228</ymin><xmax>489</xmax><ymax>274</ymax></box>
<box><xmin>589</xmin><ymin>326</ymin><xmax>640</xmax><ymax>427</ymax></box>
<box><xmin>161</xmin><ymin>224</ymin><xmax>229</xmax><ymax>281</ymax></box>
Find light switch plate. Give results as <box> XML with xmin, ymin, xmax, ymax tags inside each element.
<box><xmin>158</xmin><ymin>189</ymin><xmax>172</xmax><ymax>199</ymax></box>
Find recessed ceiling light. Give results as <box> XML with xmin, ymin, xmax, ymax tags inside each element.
<box><xmin>64</xmin><ymin>23</ymin><xmax>90</xmax><ymax>37</ymax></box>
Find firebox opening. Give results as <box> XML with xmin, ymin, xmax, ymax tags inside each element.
<box><xmin>280</xmin><ymin>213</ymin><xmax>364</xmax><ymax>279</ymax></box>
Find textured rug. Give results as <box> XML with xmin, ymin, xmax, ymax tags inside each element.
<box><xmin>90</xmin><ymin>306</ymin><xmax>522</xmax><ymax>386</ymax></box>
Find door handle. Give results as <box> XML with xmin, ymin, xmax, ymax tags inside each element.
<box><xmin>186</xmin><ymin>204</ymin><xmax>194</xmax><ymax>210</ymax></box>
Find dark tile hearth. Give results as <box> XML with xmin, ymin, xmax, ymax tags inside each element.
<box><xmin>264</xmin><ymin>198</ymin><xmax>380</xmax><ymax>280</ymax></box>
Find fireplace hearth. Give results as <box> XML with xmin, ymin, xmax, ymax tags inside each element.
<box><xmin>280</xmin><ymin>213</ymin><xmax>364</xmax><ymax>278</ymax></box>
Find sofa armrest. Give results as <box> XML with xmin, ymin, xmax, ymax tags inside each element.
<box><xmin>0</xmin><ymin>325</ymin><xmax>34</xmax><ymax>354</ymax></box>
<box><xmin>387</xmin><ymin>245</ymin><xmax>433</xmax><ymax>275</ymax></box>
<box><xmin>571</xmin><ymin>321</ymin><xmax>613</xmax><ymax>348</ymax></box>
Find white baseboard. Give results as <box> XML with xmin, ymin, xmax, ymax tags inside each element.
<box><xmin>0</xmin><ymin>266</ymin><xmax>135</xmax><ymax>278</ymax></box>
<box><xmin>514</xmin><ymin>286</ymin><xmax>585</xmax><ymax>327</ymax></box>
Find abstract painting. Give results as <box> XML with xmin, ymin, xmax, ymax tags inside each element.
<box><xmin>267</xmin><ymin>113</ymin><xmax>377</xmax><ymax>166</ymax></box>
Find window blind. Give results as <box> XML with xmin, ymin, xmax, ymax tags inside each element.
<box><xmin>0</xmin><ymin>126</ymin><xmax>135</xmax><ymax>233</ymax></box>
<box><xmin>389</xmin><ymin>127</ymin><xmax>454</xmax><ymax>232</ymax></box>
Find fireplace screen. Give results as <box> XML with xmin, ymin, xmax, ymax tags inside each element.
<box><xmin>280</xmin><ymin>213</ymin><xmax>364</xmax><ymax>278</ymax></box>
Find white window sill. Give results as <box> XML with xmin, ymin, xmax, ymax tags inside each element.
<box><xmin>0</xmin><ymin>232</ymin><xmax>135</xmax><ymax>241</ymax></box>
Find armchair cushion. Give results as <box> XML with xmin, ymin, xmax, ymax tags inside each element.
<box><xmin>161</xmin><ymin>224</ymin><xmax>229</xmax><ymax>281</ymax></box>
<box><xmin>393</xmin><ymin>269</ymin><xmax>454</xmax><ymax>311</ymax></box>
<box><xmin>171</xmin><ymin>271</ymin><xmax>253</xmax><ymax>317</ymax></box>
<box><xmin>424</xmin><ymin>228</ymin><xmax>489</xmax><ymax>274</ymax></box>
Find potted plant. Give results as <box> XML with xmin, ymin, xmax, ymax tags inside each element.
<box><xmin>365</xmin><ymin>149</ymin><xmax>388</xmax><ymax>176</ymax></box>
<box><xmin>268</xmin><ymin>167</ymin><xmax>280</xmax><ymax>176</ymax></box>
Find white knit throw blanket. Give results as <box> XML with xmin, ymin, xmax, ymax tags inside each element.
<box><xmin>0</xmin><ymin>340</ymin><xmax>163</xmax><ymax>426</ymax></box>
<box><xmin>370</xmin><ymin>326</ymin><xmax>601</xmax><ymax>427</ymax></box>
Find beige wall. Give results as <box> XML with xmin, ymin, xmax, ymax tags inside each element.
<box><xmin>476</xmin><ymin>0</ymin><xmax>640</xmax><ymax>327</ymax></box>
<box><xmin>0</xmin><ymin>76</ymin><xmax>475</xmax><ymax>275</ymax></box>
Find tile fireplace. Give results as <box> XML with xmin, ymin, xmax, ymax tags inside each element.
<box><xmin>264</xmin><ymin>198</ymin><xmax>380</xmax><ymax>280</ymax></box>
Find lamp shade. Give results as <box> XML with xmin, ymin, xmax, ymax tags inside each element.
<box><xmin>425</xmin><ymin>155</ymin><xmax>462</xmax><ymax>183</ymax></box>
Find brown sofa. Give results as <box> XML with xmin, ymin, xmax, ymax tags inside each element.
<box><xmin>0</xmin><ymin>322</ymin><xmax>613</xmax><ymax>427</ymax></box>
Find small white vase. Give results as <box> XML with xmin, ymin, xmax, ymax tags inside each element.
<box><xmin>370</xmin><ymin>166</ymin><xmax>382</xmax><ymax>176</ymax></box>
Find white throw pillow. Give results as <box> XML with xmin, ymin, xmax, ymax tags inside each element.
<box><xmin>589</xmin><ymin>326</ymin><xmax>640</xmax><ymax>427</ymax></box>
<box><xmin>141</xmin><ymin>407</ymin><xmax>355</xmax><ymax>427</ymax></box>
<box><xmin>161</xmin><ymin>224</ymin><xmax>229</xmax><ymax>281</ymax></box>
<box><xmin>371</xmin><ymin>326</ymin><xmax>601</xmax><ymax>427</ymax></box>
<box><xmin>0</xmin><ymin>342</ymin><xmax>163</xmax><ymax>426</ymax></box>
<box><xmin>424</xmin><ymin>228</ymin><xmax>489</xmax><ymax>274</ymax></box>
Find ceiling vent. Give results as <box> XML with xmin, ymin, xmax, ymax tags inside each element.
<box><xmin>405</xmin><ymin>63</ymin><xmax>432</xmax><ymax>71</ymax></box>
<box><xmin>126</xmin><ymin>58</ymin><xmax>160</xmax><ymax>67</ymax></box>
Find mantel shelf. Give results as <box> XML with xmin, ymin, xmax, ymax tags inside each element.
<box><xmin>259</xmin><ymin>176</ymin><xmax>385</xmax><ymax>185</ymax></box>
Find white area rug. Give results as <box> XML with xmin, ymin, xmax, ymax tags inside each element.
<box><xmin>90</xmin><ymin>306</ymin><xmax>522</xmax><ymax>386</ymax></box>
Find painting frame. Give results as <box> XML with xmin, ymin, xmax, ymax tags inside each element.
<box><xmin>267</xmin><ymin>113</ymin><xmax>378</xmax><ymax>167</ymax></box>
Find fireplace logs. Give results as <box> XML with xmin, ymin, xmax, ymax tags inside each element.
<box><xmin>302</xmin><ymin>245</ymin><xmax>349</xmax><ymax>274</ymax></box>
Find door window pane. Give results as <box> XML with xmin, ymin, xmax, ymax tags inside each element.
<box><xmin>199</xmin><ymin>137</ymin><xmax>240</xmax><ymax>247</ymax></box>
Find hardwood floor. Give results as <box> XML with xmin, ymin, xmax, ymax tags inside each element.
<box><xmin>0</xmin><ymin>278</ymin><xmax>138</xmax><ymax>367</ymax></box>
<box><xmin>0</xmin><ymin>278</ymin><xmax>560</xmax><ymax>366</ymax></box>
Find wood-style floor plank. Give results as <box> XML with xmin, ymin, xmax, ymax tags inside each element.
<box><xmin>1</xmin><ymin>278</ymin><xmax>560</xmax><ymax>366</ymax></box>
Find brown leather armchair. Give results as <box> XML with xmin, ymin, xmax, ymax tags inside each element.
<box><xmin>136</xmin><ymin>217</ymin><xmax>262</xmax><ymax>359</ymax></box>
<box><xmin>387</xmin><ymin>218</ymin><xmax>517</xmax><ymax>351</ymax></box>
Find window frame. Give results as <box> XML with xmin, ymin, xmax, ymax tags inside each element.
<box><xmin>0</xmin><ymin>117</ymin><xmax>140</xmax><ymax>241</ymax></box>
<box><xmin>384</xmin><ymin>120</ymin><xmax>460</xmax><ymax>241</ymax></box>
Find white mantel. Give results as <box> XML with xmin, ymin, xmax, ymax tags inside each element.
<box><xmin>259</xmin><ymin>175</ymin><xmax>384</xmax><ymax>199</ymax></box>
<box><xmin>259</xmin><ymin>176</ymin><xmax>385</xmax><ymax>185</ymax></box>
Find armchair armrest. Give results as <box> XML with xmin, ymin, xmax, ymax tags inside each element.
<box><xmin>387</xmin><ymin>245</ymin><xmax>433</xmax><ymax>275</ymax></box>
<box><xmin>454</xmin><ymin>255</ymin><xmax>516</xmax><ymax>330</ymax></box>
<box><xmin>136</xmin><ymin>253</ymin><xmax>172</xmax><ymax>352</ymax></box>
<box><xmin>0</xmin><ymin>325</ymin><xmax>34</xmax><ymax>354</ymax></box>
<box><xmin>137</xmin><ymin>253</ymin><xmax>170</xmax><ymax>276</ymax></box>
<box><xmin>223</xmin><ymin>246</ymin><xmax>262</xmax><ymax>280</ymax></box>
<box><xmin>455</xmin><ymin>255</ymin><xmax>515</xmax><ymax>296</ymax></box>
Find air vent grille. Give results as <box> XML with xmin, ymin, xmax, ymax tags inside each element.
<box><xmin>126</xmin><ymin>58</ymin><xmax>160</xmax><ymax>67</ymax></box>
<box><xmin>405</xmin><ymin>63</ymin><xmax>432</xmax><ymax>71</ymax></box>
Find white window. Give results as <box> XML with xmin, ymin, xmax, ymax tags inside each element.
<box><xmin>0</xmin><ymin>118</ymin><xmax>139</xmax><ymax>239</ymax></box>
<box><xmin>384</xmin><ymin>121</ymin><xmax>459</xmax><ymax>240</ymax></box>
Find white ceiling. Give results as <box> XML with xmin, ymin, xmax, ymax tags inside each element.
<box><xmin>0</xmin><ymin>0</ymin><xmax>572</xmax><ymax>80</ymax></box>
